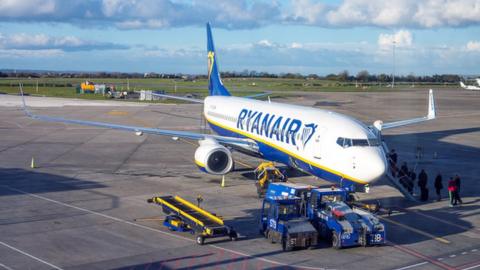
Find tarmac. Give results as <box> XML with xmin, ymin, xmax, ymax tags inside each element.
<box><xmin>0</xmin><ymin>89</ymin><xmax>479</xmax><ymax>270</ymax></box>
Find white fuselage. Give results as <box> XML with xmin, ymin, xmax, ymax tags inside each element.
<box><xmin>203</xmin><ymin>96</ymin><xmax>387</xmax><ymax>187</ymax></box>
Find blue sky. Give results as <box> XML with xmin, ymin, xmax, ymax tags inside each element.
<box><xmin>1</xmin><ymin>0</ymin><xmax>480</xmax><ymax>75</ymax></box>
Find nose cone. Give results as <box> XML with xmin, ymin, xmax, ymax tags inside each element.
<box><xmin>355</xmin><ymin>148</ymin><xmax>387</xmax><ymax>183</ymax></box>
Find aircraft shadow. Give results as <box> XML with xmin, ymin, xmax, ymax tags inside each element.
<box><xmin>0</xmin><ymin>167</ymin><xmax>120</xmax><ymax>213</ymax></box>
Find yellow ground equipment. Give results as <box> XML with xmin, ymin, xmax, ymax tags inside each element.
<box><xmin>147</xmin><ymin>195</ymin><xmax>238</xmax><ymax>245</ymax></box>
<box><xmin>254</xmin><ymin>162</ymin><xmax>287</xmax><ymax>198</ymax></box>
<box><xmin>80</xmin><ymin>81</ymin><xmax>95</xmax><ymax>93</ymax></box>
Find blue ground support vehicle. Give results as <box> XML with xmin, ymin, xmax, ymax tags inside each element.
<box><xmin>259</xmin><ymin>194</ymin><xmax>318</xmax><ymax>251</ymax></box>
<box><xmin>266</xmin><ymin>183</ymin><xmax>386</xmax><ymax>249</ymax></box>
<box><xmin>307</xmin><ymin>188</ymin><xmax>386</xmax><ymax>248</ymax></box>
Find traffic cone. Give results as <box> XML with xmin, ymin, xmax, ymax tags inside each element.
<box><xmin>221</xmin><ymin>175</ymin><xmax>225</xmax><ymax>188</ymax></box>
<box><xmin>30</xmin><ymin>157</ymin><xmax>35</xmax><ymax>169</ymax></box>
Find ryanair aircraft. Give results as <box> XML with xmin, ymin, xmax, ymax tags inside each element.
<box><xmin>21</xmin><ymin>23</ymin><xmax>436</xmax><ymax>191</ymax></box>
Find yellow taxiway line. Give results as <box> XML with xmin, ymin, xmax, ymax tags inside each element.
<box><xmin>380</xmin><ymin>216</ymin><xmax>451</xmax><ymax>244</ymax></box>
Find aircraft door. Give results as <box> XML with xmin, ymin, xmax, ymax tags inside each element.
<box><xmin>312</xmin><ymin>126</ymin><xmax>327</xmax><ymax>160</ymax></box>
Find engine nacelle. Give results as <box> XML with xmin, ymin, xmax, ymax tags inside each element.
<box><xmin>194</xmin><ymin>139</ymin><xmax>234</xmax><ymax>175</ymax></box>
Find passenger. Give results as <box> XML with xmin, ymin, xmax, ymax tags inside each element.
<box><xmin>389</xmin><ymin>149</ymin><xmax>398</xmax><ymax>165</ymax></box>
<box><xmin>407</xmin><ymin>170</ymin><xmax>416</xmax><ymax>195</ymax></box>
<box><xmin>399</xmin><ymin>162</ymin><xmax>408</xmax><ymax>178</ymax></box>
<box><xmin>418</xmin><ymin>169</ymin><xmax>428</xmax><ymax>201</ymax></box>
<box><xmin>454</xmin><ymin>174</ymin><xmax>463</xmax><ymax>204</ymax></box>
<box><xmin>434</xmin><ymin>173</ymin><xmax>443</xmax><ymax>201</ymax></box>
<box><xmin>448</xmin><ymin>178</ymin><xmax>458</xmax><ymax>206</ymax></box>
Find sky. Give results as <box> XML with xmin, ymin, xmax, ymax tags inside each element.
<box><xmin>1</xmin><ymin>0</ymin><xmax>480</xmax><ymax>75</ymax></box>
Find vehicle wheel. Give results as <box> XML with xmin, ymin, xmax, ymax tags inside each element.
<box><xmin>282</xmin><ymin>238</ymin><xmax>293</xmax><ymax>252</ymax></box>
<box><xmin>332</xmin><ymin>232</ymin><xmax>341</xmax><ymax>249</ymax></box>
<box><xmin>267</xmin><ymin>230</ymin><xmax>276</xmax><ymax>244</ymax></box>
<box><xmin>196</xmin><ymin>235</ymin><xmax>205</xmax><ymax>245</ymax></box>
<box><xmin>264</xmin><ymin>229</ymin><xmax>269</xmax><ymax>239</ymax></box>
<box><xmin>229</xmin><ymin>231</ymin><xmax>238</xmax><ymax>241</ymax></box>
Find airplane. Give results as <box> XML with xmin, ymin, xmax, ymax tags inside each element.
<box><xmin>460</xmin><ymin>81</ymin><xmax>480</xmax><ymax>90</ymax></box>
<box><xmin>476</xmin><ymin>78</ymin><xmax>480</xmax><ymax>87</ymax></box>
<box><xmin>19</xmin><ymin>23</ymin><xmax>436</xmax><ymax>192</ymax></box>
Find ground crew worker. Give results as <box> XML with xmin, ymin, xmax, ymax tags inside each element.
<box><xmin>434</xmin><ymin>173</ymin><xmax>443</xmax><ymax>201</ymax></box>
<box><xmin>454</xmin><ymin>174</ymin><xmax>463</xmax><ymax>204</ymax></box>
<box><xmin>448</xmin><ymin>177</ymin><xmax>458</xmax><ymax>206</ymax></box>
<box><xmin>418</xmin><ymin>169</ymin><xmax>428</xmax><ymax>201</ymax></box>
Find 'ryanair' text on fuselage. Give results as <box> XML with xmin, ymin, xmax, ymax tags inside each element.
<box><xmin>236</xmin><ymin>108</ymin><xmax>318</xmax><ymax>147</ymax></box>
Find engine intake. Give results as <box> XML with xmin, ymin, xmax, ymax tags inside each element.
<box><xmin>194</xmin><ymin>139</ymin><xmax>234</xmax><ymax>175</ymax></box>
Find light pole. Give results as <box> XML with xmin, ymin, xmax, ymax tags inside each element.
<box><xmin>392</xmin><ymin>40</ymin><xmax>396</xmax><ymax>88</ymax></box>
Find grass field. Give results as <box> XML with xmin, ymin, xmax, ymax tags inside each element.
<box><xmin>0</xmin><ymin>77</ymin><xmax>458</xmax><ymax>101</ymax></box>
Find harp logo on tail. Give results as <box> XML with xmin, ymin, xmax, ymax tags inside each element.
<box><xmin>208</xmin><ymin>51</ymin><xmax>215</xmax><ymax>79</ymax></box>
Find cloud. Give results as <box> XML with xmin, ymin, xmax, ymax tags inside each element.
<box><xmin>0</xmin><ymin>0</ymin><xmax>479</xmax><ymax>29</ymax></box>
<box><xmin>465</xmin><ymin>41</ymin><xmax>480</xmax><ymax>52</ymax></box>
<box><xmin>287</xmin><ymin>0</ymin><xmax>480</xmax><ymax>29</ymax></box>
<box><xmin>0</xmin><ymin>49</ymin><xmax>64</xmax><ymax>58</ymax></box>
<box><xmin>0</xmin><ymin>32</ymin><xmax>129</xmax><ymax>51</ymax></box>
<box><xmin>378</xmin><ymin>30</ymin><xmax>413</xmax><ymax>50</ymax></box>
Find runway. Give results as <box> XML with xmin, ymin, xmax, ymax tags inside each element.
<box><xmin>0</xmin><ymin>89</ymin><xmax>479</xmax><ymax>269</ymax></box>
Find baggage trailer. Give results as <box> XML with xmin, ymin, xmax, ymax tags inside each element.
<box><xmin>147</xmin><ymin>195</ymin><xmax>238</xmax><ymax>245</ymax></box>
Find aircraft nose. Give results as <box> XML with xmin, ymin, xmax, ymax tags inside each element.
<box><xmin>355</xmin><ymin>148</ymin><xmax>387</xmax><ymax>183</ymax></box>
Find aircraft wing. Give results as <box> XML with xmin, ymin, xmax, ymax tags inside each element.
<box><xmin>19</xmin><ymin>88</ymin><xmax>258</xmax><ymax>152</ymax></box>
<box><xmin>380</xmin><ymin>89</ymin><xmax>436</xmax><ymax>130</ymax></box>
<box><xmin>150</xmin><ymin>93</ymin><xmax>204</xmax><ymax>103</ymax></box>
<box><xmin>150</xmin><ymin>91</ymin><xmax>272</xmax><ymax>103</ymax></box>
<box><xmin>243</xmin><ymin>91</ymin><xmax>272</xmax><ymax>99</ymax></box>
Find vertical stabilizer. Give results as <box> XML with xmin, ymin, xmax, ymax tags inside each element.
<box><xmin>207</xmin><ymin>23</ymin><xmax>231</xmax><ymax>96</ymax></box>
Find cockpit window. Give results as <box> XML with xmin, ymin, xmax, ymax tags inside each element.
<box><xmin>337</xmin><ymin>137</ymin><xmax>380</xmax><ymax>148</ymax></box>
<box><xmin>368</xmin><ymin>138</ymin><xmax>381</xmax><ymax>146</ymax></box>
<box><xmin>352</xmin><ymin>139</ymin><xmax>369</xmax><ymax>146</ymax></box>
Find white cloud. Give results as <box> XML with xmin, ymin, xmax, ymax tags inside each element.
<box><xmin>0</xmin><ymin>32</ymin><xmax>129</xmax><ymax>51</ymax></box>
<box><xmin>0</xmin><ymin>49</ymin><xmax>63</xmax><ymax>58</ymax></box>
<box><xmin>466</xmin><ymin>41</ymin><xmax>480</xmax><ymax>52</ymax></box>
<box><xmin>289</xmin><ymin>0</ymin><xmax>480</xmax><ymax>29</ymax></box>
<box><xmin>0</xmin><ymin>0</ymin><xmax>56</xmax><ymax>18</ymax></box>
<box><xmin>290</xmin><ymin>42</ymin><xmax>303</xmax><ymax>49</ymax></box>
<box><xmin>257</xmin><ymin>39</ymin><xmax>274</xmax><ymax>48</ymax></box>
<box><xmin>378</xmin><ymin>30</ymin><xmax>413</xmax><ymax>49</ymax></box>
<box><xmin>0</xmin><ymin>0</ymin><xmax>479</xmax><ymax>29</ymax></box>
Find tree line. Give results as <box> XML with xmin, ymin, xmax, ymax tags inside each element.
<box><xmin>0</xmin><ymin>69</ymin><xmax>462</xmax><ymax>83</ymax></box>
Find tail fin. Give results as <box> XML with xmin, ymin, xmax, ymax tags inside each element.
<box><xmin>476</xmin><ymin>78</ymin><xmax>480</xmax><ymax>86</ymax></box>
<box><xmin>460</xmin><ymin>81</ymin><xmax>466</xmax><ymax>88</ymax></box>
<box><xmin>207</xmin><ymin>23</ymin><xmax>231</xmax><ymax>96</ymax></box>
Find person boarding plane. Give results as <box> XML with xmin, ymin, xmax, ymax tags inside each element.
<box><xmin>20</xmin><ymin>23</ymin><xmax>436</xmax><ymax>192</ymax></box>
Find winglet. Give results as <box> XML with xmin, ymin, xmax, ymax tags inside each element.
<box><xmin>427</xmin><ymin>89</ymin><xmax>435</xmax><ymax>119</ymax></box>
<box><xmin>19</xmin><ymin>83</ymin><xmax>33</xmax><ymax>117</ymax></box>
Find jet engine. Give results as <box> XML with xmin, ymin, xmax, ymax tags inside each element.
<box><xmin>194</xmin><ymin>138</ymin><xmax>234</xmax><ymax>175</ymax></box>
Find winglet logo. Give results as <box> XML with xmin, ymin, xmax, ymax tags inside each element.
<box><xmin>208</xmin><ymin>51</ymin><xmax>215</xmax><ymax>79</ymax></box>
